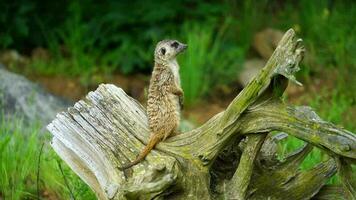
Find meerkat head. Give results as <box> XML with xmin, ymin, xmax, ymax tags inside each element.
<box><xmin>154</xmin><ymin>39</ymin><xmax>187</xmax><ymax>64</ymax></box>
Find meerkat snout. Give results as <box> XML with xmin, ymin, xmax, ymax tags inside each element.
<box><xmin>171</xmin><ymin>41</ymin><xmax>188</xmax><ymax>53</ymax></box>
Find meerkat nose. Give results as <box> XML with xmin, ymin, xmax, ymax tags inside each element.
<box><xmin>177</xmin><ymin>43</ymin><xmax>188</xmax><ymax>53</ymax></box>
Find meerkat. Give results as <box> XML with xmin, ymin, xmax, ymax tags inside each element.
<box><xmin>119</xmin><ymin>39</ymin><xmax>187</xmax><ymax>170</ymax></box>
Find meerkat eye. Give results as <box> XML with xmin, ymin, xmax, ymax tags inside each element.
<box><xmin>171</xmin><ymin>41</ymin><xmax>179</xmax><ymax>48</ymax></box>
<box><xmin>160</xmin><ymin>48</ymin><xmax>166</xmax><ymax>55</ymax></box>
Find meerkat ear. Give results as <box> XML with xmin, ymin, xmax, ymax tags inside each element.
<box><xmin>160</xmin><ymin>48</ymin><xmax>166</xmax><ymax>55</ymax></box>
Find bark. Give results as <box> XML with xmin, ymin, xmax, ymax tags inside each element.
<box><xmin>227</xmin><ymin>134</ymin><xmax>266</xmax><ymax>199</ymax></box>
<box><xmin>48</xmin><ymin>29</ymin><xmax>356</xmax><ymax>200</ymax></box>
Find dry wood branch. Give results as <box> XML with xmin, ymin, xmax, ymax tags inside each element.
<box><xmin>312</xmin><ymin>185</ymin><xmax>348</xmax><ymax>200</ymax></box>
<box><xmin>238</xmin><ymin>103</ymin><xmax>356</xmax><ymax>159</ymax></box>
<box><xmin>227</xmin><ymin>134</ymin><xmax>266</xmax><ymax>199</ymax></box>
<box><xmin>336</xmin><ymin>157</ymin><xmax>356</xmax><ymax>200</ymax></box>
<box><xmin>162</xmin><ymin>29</ymin><xmax>304</xmax><ymax>166</ymax></box>
<box><xmin>247</xmin><ymin>159</ymin><xmax>337</xmax><ymax>200</ymax></box>
<box><xmin>48</xmin><ymin>29</ymin><xmax>356</xmax><ymax>200</ymax></box>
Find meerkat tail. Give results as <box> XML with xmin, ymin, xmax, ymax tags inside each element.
<box><xmin>118</xmin><ymin>134</ymin><xmax>161</xmax><ymax>170</ymax></box>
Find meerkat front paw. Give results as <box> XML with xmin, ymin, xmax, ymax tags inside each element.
<box><xmin>179</xmin><ymin>94</ymin><xmax>184</xmax><ymax>110</ymax></box>
<box><xmin>172</xmin><ymin>86</ymin><xmax>184</xmax><ymax>96</ymax></box>
<box><xmin>172</xmin><ymin>86</ymin><xmax>184</xmax><ymax>109</ymax></box>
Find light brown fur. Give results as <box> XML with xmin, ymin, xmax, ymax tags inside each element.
<box><xmin>119</xmin><ymin>40</ymin><xmax>187</xmax><ymax>170</ymax></box>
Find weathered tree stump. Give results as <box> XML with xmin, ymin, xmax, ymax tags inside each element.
<box><xmin>47</xmin><ymin>29</ymin><xmax>356</xmax><ymax>200</ymax></box>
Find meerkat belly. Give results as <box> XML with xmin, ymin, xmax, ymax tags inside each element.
<box><xmin>160</xmin><ymin>95</ymin><xmax>179</xmax><ymax>122</ymax></box>
<box><xmin>170</xmin><ymin>60</ymin><xmax>181</xmax><ymax>85</ymax></box>
<box><xmin>169</xmin><ymin>94</ymin><xmax>180</xmax><ymax>119</ymax></box>
<box><xmin>169</xmin><ymin>62</ymin><xmax>181</xmax><ymax>116</ymax></box>
<box><xmin>147</xmin><ymin>95</ymin><xmax>180</xmax><ymax>133</ymax></box>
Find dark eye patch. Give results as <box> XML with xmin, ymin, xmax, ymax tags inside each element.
<box><xmin>171</xmin><ymin>41</ymin><xmax>179</xmax><ymax>48</ymax></box>
<box><xmin>161</xmin><ymin>48</ymin><xmax>166</xmax><ymax>55</ymax></box>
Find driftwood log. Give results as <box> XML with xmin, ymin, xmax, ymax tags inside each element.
<box><xmin>47</xmin><ymin>29</ymin><xmax>356</xmax><ymax>200</ymax></box>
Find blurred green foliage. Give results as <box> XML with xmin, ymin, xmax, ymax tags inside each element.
<box><xmin>1</xmin><ymin>0</ymin><xmax>231</xmax><ymax>73</ymax></box>
<box><xmin>179</xmin><ymin>20</ymin><xmax>244</xmax><ymax>104</ymax></box>
<box><xmin>0</xmin><ymin>0</ymin><xmax>355</xmax><ymax>105</ymax></box>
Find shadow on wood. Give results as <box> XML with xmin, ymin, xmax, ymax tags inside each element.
<box><xmin>48</xmin><ymin>29</ymin><xmax>356</xmax><ymax>200</ymax></box>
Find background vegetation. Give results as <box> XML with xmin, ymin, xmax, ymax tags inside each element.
<box><xmin>0</xmin><ymin>0</ymin><xmax>355</xmax><ymax>199</ymax></box>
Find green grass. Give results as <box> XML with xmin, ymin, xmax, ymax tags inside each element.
<box><xmin>179</xmin><ymin>20</ymin><xmax>244</xmax><ymax>105</ymax></box>
<box><xmin>0</xmin><ymin>116</ymin><xmax>95</xmax><ymax>200</ymax></box>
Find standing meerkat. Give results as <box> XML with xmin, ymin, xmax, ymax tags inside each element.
<box><xmin>119</xmin><ymin>39</ymin><xmax>187</xmax><ymax>170</ymax></box>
